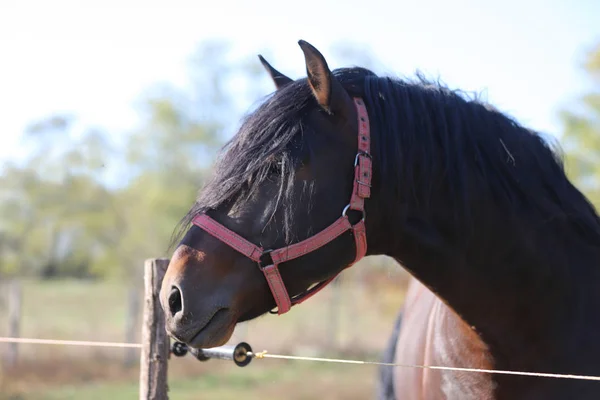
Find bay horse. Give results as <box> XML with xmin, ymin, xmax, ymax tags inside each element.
<box><xmin>160</xmin><ymin>40</ymin><xmax>600</xmax><ymax>399</ymax></box>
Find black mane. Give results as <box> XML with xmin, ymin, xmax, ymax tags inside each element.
<box><xmin>361</xmin><ymin>72</ymin><xmax>600</xmax><ymax>236</ymax></box>
<box><xmin>174</xmin><ymin>77</ymin><xmax>315</xmax><ymax>245</ymax></box>
<box><xmin>174</xmin><ymin>67</ymin><xmax>600</xmax><ymax>249</ymax></box>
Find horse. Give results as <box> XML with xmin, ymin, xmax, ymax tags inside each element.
<box><xmin>159</xmin><ymin>40</ymin><xmax>600</xmax><ymax>399</ymax></box>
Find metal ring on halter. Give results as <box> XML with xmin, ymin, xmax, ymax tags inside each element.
<box><xmin>342</xmin><ymin>204</ymin><xmax>366</xmax><ymax>222</ymax></box>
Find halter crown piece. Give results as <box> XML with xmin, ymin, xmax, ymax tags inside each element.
<box><xmin>192</xmin><ymin>97</ymin><xmax>372</xmax><ymax>314</ymax></box>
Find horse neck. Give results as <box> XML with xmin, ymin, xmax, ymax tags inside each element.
<box><xmin>369</xmin><ymin>175</ymin><xmax>600</xmax><ymax>375</ymax></box>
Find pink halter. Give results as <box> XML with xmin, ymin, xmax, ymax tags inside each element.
<box><xmin>192</xmin><ymin>97</ymin><xmax>372</xmax><ymax>314</ymax></box>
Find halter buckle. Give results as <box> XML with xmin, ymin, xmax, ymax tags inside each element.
<box><xmin>354</xmin><ymin>151</ymin><xmax>372</xmax><ymax>167</ymax></box>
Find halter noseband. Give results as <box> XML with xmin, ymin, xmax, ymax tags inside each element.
<box><xmin>192</xmin><ymin>97</ymin><xmax>372</xmax><ymax>315</ymax></box>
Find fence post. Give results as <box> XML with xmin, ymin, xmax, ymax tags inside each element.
<box><xmin>4</xmin><ymin>280</ymin><xmax>22</xmax><ymax>369</ymax></box>
<box><xmin>139</xmin><ymin>258</ymin><xmax>170</xmax><ymax>400</ymax></box>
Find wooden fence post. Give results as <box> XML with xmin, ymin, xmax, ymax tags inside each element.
<box><xmin>139</xmin><ymin>258</ymin><xmax>170</xmax><ymax>400</ymax></box>
<box><xmin>4</xmin><ymin>280</ymin><xmax>22</xmax><ymax>369</ymax></box>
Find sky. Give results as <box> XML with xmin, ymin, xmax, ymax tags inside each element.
<box><xmin>0</xmin><ymin>0</ymin><xmax>599</xmax><ymax>164</ymax></box>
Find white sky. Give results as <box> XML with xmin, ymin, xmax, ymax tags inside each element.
<box><xmin>0</xmin><ymin>0</ymin><xmax>599</xmax><ymax>163</ymax></box>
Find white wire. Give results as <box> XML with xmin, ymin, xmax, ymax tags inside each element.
<box><xmin>3</xmin><ymin>336</ymin><xmax>600</xmax><ymax>382</ymax></box>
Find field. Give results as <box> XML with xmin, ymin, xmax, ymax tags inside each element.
<box><xmin>0</xmin><ymin>259</ymin><xmax>409</xmax><ymax>399</ymax></box>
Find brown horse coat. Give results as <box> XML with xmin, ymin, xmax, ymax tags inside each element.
<box><xmin>392</xmin><ymin>279</ymin><xmax>496</xmax><ymax>399</ymax></box>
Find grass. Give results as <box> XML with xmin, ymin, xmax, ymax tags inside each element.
<box><xmin>0</xmin><ymin>258</ymin><xmax>409</xmax><ymax>399</ymax></box>
<box><xmin>19</xmin><ymin>361</ymin><xmax>379</xmax><ymax>400</ymax></box>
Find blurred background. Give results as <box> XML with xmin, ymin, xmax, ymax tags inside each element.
<box><xmin>0</xmin><ymin>0</ymin><xmax>599</xmax><ymax>399</ymax></box>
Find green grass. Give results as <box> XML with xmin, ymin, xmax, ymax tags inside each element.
<box><xmin>1</xmin><ymin>279</ymin><xmax>135</xmax><ymax>362</ymax></box>
<box><xmin>20</xmin><ymin>361</ymin><xmax>379</xmax><ymax>400</ymax></box>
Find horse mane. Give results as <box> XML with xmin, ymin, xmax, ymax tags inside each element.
<box><xmin>173</xmin><ymin>77</ymin><xmax>316</xmax><ymax>246</ymax></box>
<box><xmin>173</xmin><ymin>66</ymin><xmax>600</xmax><ymax>250</ymax></box>
<box><xmin>362</xmin><ymin>72</ymin><xmax>600</xmax><ymax>230</ymax></box>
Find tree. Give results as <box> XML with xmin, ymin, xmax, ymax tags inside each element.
<box><xmin>0</xmin><ymin>116</ymin><xmax>117</xmax><ymax>278</ymax></box>
<box><xmin>561</xmin><ymin>41</ymin><xmax>600</xmax><ymax>207</ymax></box>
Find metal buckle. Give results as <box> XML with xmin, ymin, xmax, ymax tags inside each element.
<box><xmin>354</xmin><ymin>151</ymin><xmax>372</xmax><ymax>167</ymax></box>
<box><xmin>354</xmin><ymin>152</ymin><xmax>372</xmax><ymax>189</ymax></box>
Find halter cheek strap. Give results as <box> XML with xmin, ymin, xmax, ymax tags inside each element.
<box><xmin>192</xmin><ymin>97</ymin><xmax>372</xmax><ymax>315</ymax></box>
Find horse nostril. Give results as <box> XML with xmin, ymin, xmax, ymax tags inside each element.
<box><xmin>168</xmin><ymin>286</ymin><xmax>183</xmax><ymax>317</ymax></box>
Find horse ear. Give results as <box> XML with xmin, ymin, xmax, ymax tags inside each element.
<box><xmin>258</xmin><ymin>55</ymin><xmax>293</xmax><ymax>89</ymax></box>
<box><xmin>298</xmin><ymin>40</ymin><xmax>353</xmax><ymax>116</ymax></box>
